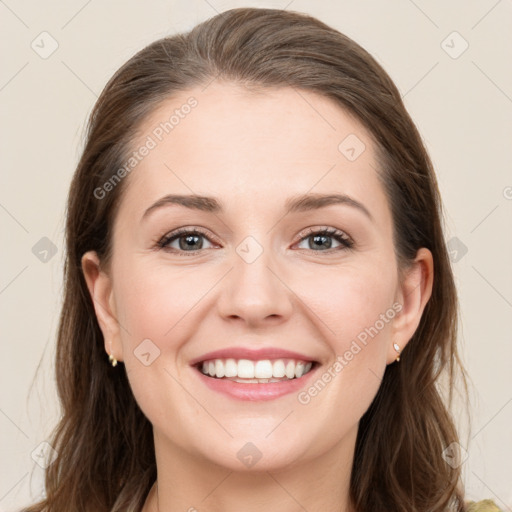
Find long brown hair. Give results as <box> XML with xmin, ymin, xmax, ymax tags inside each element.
<box><xmin>24</xmin><ymin>7</ymin><xmax>469</xmax><ymax>512</ymax></box>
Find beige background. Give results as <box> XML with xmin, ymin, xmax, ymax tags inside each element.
<box><xmin>1</xmin><ymin>0</ymin><xmax>511</xmax><ymax>510</ymax></box>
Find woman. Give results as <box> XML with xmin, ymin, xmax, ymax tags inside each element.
<box><xmin>22</xmin><ymin>7</ymin><xmax>500</xmax><ymax>512</ymax></box>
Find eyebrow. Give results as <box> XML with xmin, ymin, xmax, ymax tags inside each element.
<box><xmin>141</xmin><ymin>192</ymin><xmax>374</xmax><ymax>222</ymax></box>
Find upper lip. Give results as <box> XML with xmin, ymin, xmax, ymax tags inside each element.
<box><xmin>189</xmin><ymin>347</ymin><xmax>318</xmax><ymax>366</ymax></box>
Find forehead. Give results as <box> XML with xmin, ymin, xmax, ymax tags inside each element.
<box><xmin>118</xmin><ymin>81</ymin><xmax>388</xmax><ymax>221</ymax></box>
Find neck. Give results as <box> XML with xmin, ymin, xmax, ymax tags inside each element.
<box><xmin>143</xmin><ymin>425</ymin><xmax>358</xmax><ymax>512</ymax></box>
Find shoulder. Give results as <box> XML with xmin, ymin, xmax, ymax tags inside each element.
<box><xmin>465</xmin><ymin>499</ymin><xmax>503</xmax><ymax>512</ymax></box>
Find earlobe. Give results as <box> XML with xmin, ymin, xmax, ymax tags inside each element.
<box><xmin>389</xmin><ymin>248</ymin><xmax>434</xmax><ymax>364</ymax></box>
<box><xmin>81</xmin><ymin>251</ymin><xmax>123</xmax><ymax>363</ymax></box>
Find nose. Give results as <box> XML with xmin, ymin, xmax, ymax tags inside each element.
<box><xmin>216</xmin><ymin>240</ymin><xmax>294</xmax><ymax>327</ymax></box>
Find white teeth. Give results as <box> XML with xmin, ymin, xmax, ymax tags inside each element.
<box><xmin>272</xmin><ymin>360</ymin><xmax>285</xmax><ymax>378</ymax></box>
<box><xmin>254</xmin><ymin>360</ymin><xmax>273</xmax><ymax>378</ymax></box>
<box><xmin>228</xmin><ymin>377</ymin><xmax>297</xmax><ymax>384</ymax></box>
<box><xmin>215</xmin><ymin>359</ymin><xmax>225</xmax><ymax>378</ymax></box>
<box><xmin>198</xmin><ymin>357</ymin><xmax>315</xmax><ymax>381</ymax></box>
<box><xmin>224</xmin><ymin>358</ymin><xmax>238</xmax><ymax>377</ymax></box>
<box><xmin>295</xmin><ymin>361</ymin><xmax>305</xmax><ymax>378</ymax></box>
<box><xmin>285</xmin><ymin>360</ymin><xmax>295</xmax><ymax>379</ymax></box>
<box><xmin>237</xmin><ymin>359</ymin><xmax>254</xmax><ymax>378</ymax></box>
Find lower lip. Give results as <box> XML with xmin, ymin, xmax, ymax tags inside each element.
<box><xmin>193</xmin><ymin>365</ymin><xmax>318</xmax><ymax>401</ymax></box>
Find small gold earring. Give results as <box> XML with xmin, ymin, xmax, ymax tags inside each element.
<box><xmin>108</xmin><ymin>353</ymin><xmax>118</xmax><ymax>367</ymax></box>
<box><xmin>393</xmin><ymin>342</ymin><xmax>401</xmax><ymax>362</ymax></box>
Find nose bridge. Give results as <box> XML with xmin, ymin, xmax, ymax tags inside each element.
<box><xmin>235</xmin><ymin>234</ymin><xmax>275</xmax><ymax>289</ymax></box>
<box><xmin>216</xmin><ymin>232</ymin><xmax>293</xmax><ymax>324</ymax></box>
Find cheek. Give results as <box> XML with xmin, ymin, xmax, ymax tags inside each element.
<box><xmin>113</xmin><ymin>260</ymin><xmax>208</xmax><ymax>341</ymax></box>
<box><xmin>301</xmin><ymin>261</ymin><xmax>397</xmax><ymax>350</ymax></box>
<box><xmin>293</xmin><ymin>268</ymin><xmax>397</xmax><ymax>449</ymax></box>
<box><xmin>111</xmin><ymin>260</ymin><xmax>217</xmax><ymax>411</ymax></box>
<box><xmin>110</xmin><ymin>263</ymin><xmax>196</xmax><ymax>431</ymax></box>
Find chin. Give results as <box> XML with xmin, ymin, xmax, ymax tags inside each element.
<box><xmin>207</xmin><ymin>446</ymin><xmax>303</xmax><ymax>473</ymax></box>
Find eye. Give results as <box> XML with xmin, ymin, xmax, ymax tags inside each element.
<box><xmin>294</xmin><ymin>227</ymin><xmax>354</xmax><ymax>252</ymax></box>
<box><xmin>156</xmin><ymin>226</ymin><xmax>354</xmax><ymax>256</ymax></box>
<box><xmin>157</xmin><ymin>227</ymin><xmax>216</xmax><ymax>255</ymax></box>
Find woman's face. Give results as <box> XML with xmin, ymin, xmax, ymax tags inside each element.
<box><xmin>83</xmin><ymin>82</ymin><xmax>431</xmax><ymax>472</ymax></box>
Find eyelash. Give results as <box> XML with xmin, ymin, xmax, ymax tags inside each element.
<box><xmin>156</xmin><ymin>226</ymin><xmax>354</xmax><ymax>256</ymax></box>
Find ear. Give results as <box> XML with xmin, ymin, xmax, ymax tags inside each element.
<box><xmin>388</xmin><ymin>247</ymin><xmax>434</xmax><ymax>364</ymax></box>
<box><xmin>81</xmin><ymin>251</ymin><xmax>123</xmax><ymax>362</ymax></box>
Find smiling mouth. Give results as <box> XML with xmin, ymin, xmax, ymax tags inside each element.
<box><xmin>195</xmin><ymin>357</ymin><xmax>317</xmax><ymax>383</ymax></box>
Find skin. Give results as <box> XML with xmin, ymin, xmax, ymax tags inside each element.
<box><xmin>82</xmin><ymin>81</ymin><xmax>433</xmax><ymax>512</ymax></box>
